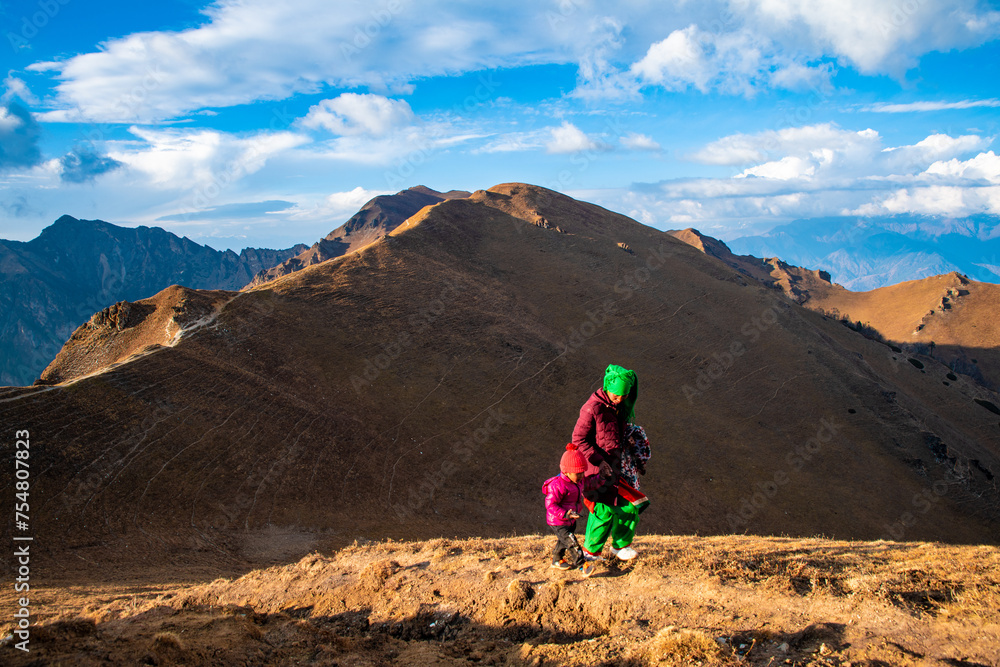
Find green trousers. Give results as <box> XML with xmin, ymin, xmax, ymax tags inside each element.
<box><xmin>584</xmin><ymin>501</ymin><xmax>639</xmax><ymax>554</ymax></box>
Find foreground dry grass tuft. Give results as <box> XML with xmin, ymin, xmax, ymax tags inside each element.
<box><xmin>647</xmin><ymin>626</ymin><xmax>724</xmax><ymax>665</ymax></box>
<box><xmin>2</xmin><ymin>534</ymin><xmax>998</xmax><ymax>665</ymax></box>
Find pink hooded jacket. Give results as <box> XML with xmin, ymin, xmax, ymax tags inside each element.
<box><xmin>542</xmin><ymin>473</ymin><xmax>583</xmax><ymax>526</ymax></box>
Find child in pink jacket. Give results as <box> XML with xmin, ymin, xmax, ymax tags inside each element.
<box><xmin>543</xmin><ymin>443</ymin><xmax>598</xmax><ymax>573</ymax></box>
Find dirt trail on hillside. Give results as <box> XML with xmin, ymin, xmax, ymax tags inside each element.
<box><xmin>3</xmin><ymin>534</ymin><xmax>998</xmax><ymax>666</ymax></box>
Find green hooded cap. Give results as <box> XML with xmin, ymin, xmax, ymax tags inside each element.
<box><xmin>603</xmin><ymin>364</ymin><xmax>637</xmax><ymax>422</ymax></box>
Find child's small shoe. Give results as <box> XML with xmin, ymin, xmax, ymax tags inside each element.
<box><xmin>582</xmin><ymin>550</ymin><xmax>602</xmax><ymax>562</ymax></box>
<box><xmin>580</xmin><ymin>560</ymin><xmax>599</xmax><ymax>577</ymax></box>
<box><xmin>550</xmin><ymin>559</ymin><xmax>572</xmax><ymax>570</ymax></box>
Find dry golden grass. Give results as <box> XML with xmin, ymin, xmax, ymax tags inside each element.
<box><xmin>646</xmin><ymin>626</ymin><xmax>724</xmax><ymax>665</ymax></box>
<box><xmin>151</xmin><ymin>630</ymin><xmax>184</xmax><ymax>651</ymax></box>
<box><xmin>3</xmin><ymin>533</ymin><xmax>998</xmax><ymax>666</ymax></box>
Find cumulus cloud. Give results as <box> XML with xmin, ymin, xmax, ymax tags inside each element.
<box><xmin>627</xmin><ymin>124</ymin><xmax>1000</xmax><ymax>231</ymax></box>
<box><xmin>689</xmin><ymin>123</ymin><xmax>880</xmax><ymax>166</ymax></box>
<box><xmin>546</xmin><ymin>122</ymin><xmax>607</xmax><ymax>154</ymax></box>
<box><xmin>112</xmin><ymin>126</ymin><xmax>308</xmax><ymax>189</ymax></box>
<box><xmin>30</xmin><ymin>0</ymin><xmax>1000</xmax><ymax>120</ymax></box>
<box><xmin>631</xmin><ymin>25</ymin><xmax>715</xmax><ymax>92</ymax></box>
<box><xmin>925</xmin><ymin>151</ymin><xmax>1000</xmax><ymax>183</ymax></box>
<box><xmin>34</xmin><ymin>0</ymin><xmax>555</xmax><ymax>122</ymax></box>
<box><xmin>0</xmin><ymin>102</ymin><xmax>42</xmax><ymax>171</ymax></box>
<box><xmin>630</xmin><ymin>24</ymin><xmax>803</xmax><ymax>96</ymax></box>
<box><xmin>742</xmin><ymin>0</ymin><xmax>1000</xmax><ymax>75</ymax></box>
<box><xmin>739</xmin><ymin>156</ymin><xmax>817</xmax><ymax>181</ymax></box>
<box><xmin>855</xmin><ymin>151</ymin><xmax>1000</xmax><ymax>217</ymax></box>
<box><xmin>620</xmin><ymin>132</ymin><xmax>661</xmax><ymax>151</ymax></box>
<box><xmin>625</xmin><ymin>0</ymin><xmax>999</xmax><ymax>97</ymax></box>
<box><xmin>883</xmin><ymin>133</ymin><xmax>990</xmax><ymax>171</ymax></box>
<box><xmin>300</xmin><ymin>94</ymin><xmax>414</xmax><ymax>136</ymax></box>
<box><xmin>855</xmin><ymin>185</ymin><xmax>1000</xmax><ymax>217</ymax></box>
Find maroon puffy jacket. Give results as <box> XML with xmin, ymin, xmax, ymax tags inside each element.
<box><xmin>571</xmin><ymin>389</ymin><xmax>626</xmax><ymax>504</ymax></box>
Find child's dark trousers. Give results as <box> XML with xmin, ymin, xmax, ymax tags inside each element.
<box><xmin>549</xmin><ymin>522</ymin><xmax>585</xmax><ymax>567</ymax></box>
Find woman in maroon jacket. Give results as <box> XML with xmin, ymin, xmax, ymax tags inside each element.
<box><xmin>572</xmin><ymin>364</ymin><xmax>640</xmax><ymax>561</ymax></box>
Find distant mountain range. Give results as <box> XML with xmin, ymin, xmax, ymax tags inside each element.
<box><xmin>0</xmin><ymin>216</ymin><xmax>307</xmax><ymax>386</ymax></box>
<box><xmin>7</xmin><ymin>206</ymin><xmax>1000</xmax><ymax>389</ymax></box>
<box><xmin>727</xmin><ymin>214</ymin><xmax>1000</xmax><ymax>291</ymax></box>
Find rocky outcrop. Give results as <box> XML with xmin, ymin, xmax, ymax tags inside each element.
<box><xmin>37</xmin><ymin>286</ymin><xmax>234</xmax><ymax>385</ymax></box>
<box><xmin>669</xmin><ymin>228</ymin><xmax>837</xmax><ymax>303</ymax></box>
<box><xmin>90</xmin><ymin>300</ymin><xmax>154</xmax><ymax>331</ymax></box>
<box><xmin>912</xmin><ymin>273</ymin><xmax>972</xmax><ymax>333</ymax></box>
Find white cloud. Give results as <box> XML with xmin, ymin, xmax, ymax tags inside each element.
<box><xmin>473</xmin><ymin>130</ymin><xmax>549</xmax><ymax>154</ymax></box>
<box><xmin>300</xmin><ymin>94</ymin><xmax>414</xmax><ymax>137</ymax></box>
<box><xmin>631</xmin><ymin>25</ymin><xmax>715</xmax><ymax>93</ymax></box>
<box><xmin>864</xmin><ymin>98</ymin><xmax>1000</xmax><ymax>112</ymax></box>
<box><xmin>739</xmin><ymin>156</ymin><xmax>816</xmax><ymax>180</ymax></box>
<box><xmin>620</xmin><ymin>132</ymin><xmax>661</xmax><ymax>151</ymax></box>
<box><xmin>570</xmin><ymin>17</ymin><xmax>641</xmax><ymax>101</ymax></box>
<box><xmin>630</xmin><ymin>23</ymin><xmax>837</xmax><ymax>97</ymax></box>
<box><xmin>35</xmin><ymin>0</ymin><xmax>557</xmax><ymax>122</ymax></box>
<box><xmin>855</xmin><ymin>151</ymin><xmax>1000</xmax><ymax>217</ymax></box>
<box><xmin>743</xmin><ymin>0</ymin><xmax>1000</xmax><ymax>75</ymax></box>
<box><xmin>768</xmin><ymin>62</ymin><xmax>835</xmax><ymax>91</ymax></box>
<box><xmin>925</xmin><ymin>151</ymin><xmax>1000</xmax><ymax>183</ymax></box>
<box><xmin>284</xmin><ymin>186</ymin><xmax>391</xmax><ymax>221</ymax></box>
<box><xmin>0</xmin><ymin>107</ymin><xmax>23</xmax><ymax>132</ymax></box>
<box><xmin>625</xmin><ymin>124</ymin><xmax>1000</xmax><ymax>231</ymax></box>
<box><xmin>307</xmin><ymin>123</ymin><xmax>484</xmax><ymax>167</ymax></box>
<box><xmin>31</xmin><ymin>0</ymin><xmax>1000</xmax><ymax>119</ymax></box>
<box><xmin>110</xmin><ymin>126</ymin><xmax>308</xmax><ymax>189</ymax></box>
<box><xmin>2</xmin><ymin>76</ymin><xmax>39</xmax><ymax>105</ymax></box>
<box><xmin>546</xmin><ymin>122</ymin><xmax>606</xmax><ymax>154</ymax></box>
<box><xmin>855</xmin><ymin>185</ymin><xmax>1000</xmax><ymax>217</ymax></box>
<box><xmin>475</xmin><ymin>122</ymin><xmax>615</xmax><ymax>156</ymax></box>
<box><xmin>689</xmin><ymin>123</ymin><xmax>881</xmax><ymax>166</ymax></box>
<box><xmin>324</xmin><ymin>186</ymin><xmax>385</xmax><ymax>209</ymax></box>
<box><xmin>884</xmin><ymin>133</ymin><xmax>990</xmax><ymax>171</ymax></box>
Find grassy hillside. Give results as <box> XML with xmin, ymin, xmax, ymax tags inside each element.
<box><xmin>1</xmin><ymin>184</ymin><xmax>997</xmax><ymax>576</ymax></box>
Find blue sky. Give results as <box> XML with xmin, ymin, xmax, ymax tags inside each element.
<box><xmin>1</xmin><ymin>0</ymin><xmax>999</xmax><ymax>251</ymax></box>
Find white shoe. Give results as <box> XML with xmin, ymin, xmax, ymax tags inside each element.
<box><xmin>611</xmin><ymin>546</ymin><xmax>637</xmax><ymax>561</ymax></box>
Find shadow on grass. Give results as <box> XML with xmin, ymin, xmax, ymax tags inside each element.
<box><xmin>5</xmin><ymin>603</ymin><xmax>615</xmax><ymax>666</ymax></box>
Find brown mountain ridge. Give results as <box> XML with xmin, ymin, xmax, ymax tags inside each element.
<box><xmin>670</xmin><ymin>228</ymin><xmax>1000</xmax><ymax>392</ymax></box>
<box><xmin>3</xmin><ymin>182</ymin><xmax>1000</xmax><ymax>665</ymax></box>
<box><xmin>2</xmin><ymin>182</ymin><xmax>997</xmax><ymax>571</ymax></box>
<box><xmin>248</xmin><ymin>185</ymin><xmax>471</xmax><ymax>287</ymax></box>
